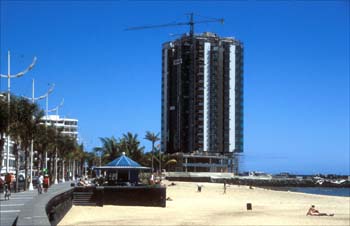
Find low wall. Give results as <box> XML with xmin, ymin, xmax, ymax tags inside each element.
<box><xmin>74</xmin><ymin>185</ymin><xmax>166</xmax><ymax>207</ymax></box>
<box><xmin>46</xmin><ymin>189</ymin><xmax>74</xmax><ymax>226</ymax></box>
<box><xmin>15</xmin><ymin>184</ymin><xmax>166</xmax><ymax>226</ymax></box>
<box><xmin>16</xmin><ymin>185</ymin><xmax>73</xmax><ymax>226</ymax></box>
<box><xmin>101</xmin><ymin>186</ymin><xmax>166</xmax><ymax>207</ymax></box>
<box><xmin>166</xmin><ymin>176</ymin><xmax>212</xmax><ymax>182</ymax></box>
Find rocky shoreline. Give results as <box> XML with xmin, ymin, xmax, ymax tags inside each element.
<box><xmin>166</xmin><ymin>176</ymin><xmax>350</xmax><ymax>188</ymax></box>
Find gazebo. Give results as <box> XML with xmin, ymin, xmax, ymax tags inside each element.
<box><xmin>94</xmin><ymin>152</ymin><xmax>149</xmax><ymax>185</ymax></box>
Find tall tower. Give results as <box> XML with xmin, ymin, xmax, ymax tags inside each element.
<box><xmin>161</xmin><ymin>32</ymin><xmax>243</xmax><ymax>156</ymax></box>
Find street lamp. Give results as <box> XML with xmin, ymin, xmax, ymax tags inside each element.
<box><xmin>0</xmin><ymin>50</ymin><xmax>36</xmax><ymax>174</ymax></box>
<box><xmin>23</xmin><ymin>79</ymin><xmax>54</xmax><ymax>190</ymax></box>
<box><xmin>44</xmin><ymin>83</ymin><xmax>55</xmax><ymax>170</ymax></box>
<box><xmin>48</xmin><ymin>99</ymin><xmax>64</xmax><ymax>184</ymax></box>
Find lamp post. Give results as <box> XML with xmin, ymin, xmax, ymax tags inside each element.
<box><xmin>44</xmin><ymin>84</ymin><xmax>55</xmax><ymax>170</ymax></box>
<box><xmin>23</xmin><ymin>79</ymin><xmax>54</xmax><ymax>190</ymax></box>
<box><xmin>48</xmin><ymin>99</ymin><xmax>64</xmax><ymax>184</ymax></box>
<box><xmin>0</xmin><ymin>51</ymin><xmax>36</xmax><ymax>174</ymax></box>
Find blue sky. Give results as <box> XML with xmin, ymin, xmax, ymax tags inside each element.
<box><xmin>0</xmin><ymin>0</ymin><xmax>349</xmax><ymax>174</ymax></box>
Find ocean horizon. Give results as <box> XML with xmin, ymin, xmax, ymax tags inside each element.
<box><xmin>283</xmin><ymin>187</ymin><xmax>350</xmax><ymax>197</ymax></box>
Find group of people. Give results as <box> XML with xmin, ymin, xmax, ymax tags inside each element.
<box><xmin>150</xmin><ymin>174</ymin><xmax>162</xmax><ymax>185</ymax></box>
<box><xmin>78</xmin><ymin>177</ymin><xmax>90</xmax><ymax>187</ymax></box>
<box><xmin>1</xmin><ymin>172</ymin><xmax>49</xmax><ymax>200</ymax></box>
<box><xmin>36</xmin><ymin>173</ymin><xmax>50</xmax><ymax>194</ymax></box>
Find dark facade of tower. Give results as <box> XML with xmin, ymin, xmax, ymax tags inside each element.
<box><xmin>161</xmin><ymin>32</ymin><xmax>243</xmax><ymax>156</ymax></box>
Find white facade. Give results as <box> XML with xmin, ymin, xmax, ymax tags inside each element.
<box><xmin>1</xmin><ymin>138</ymin><xmax>16</xmax><ymax>174</ymax></box>
<box><xmin>203</xmin><ymin>42</ymin><xmax>211</xmax><ymax>152</ymax></box>
<box><xmin>229</xmin><ymin>44</ymin><xmax>236</xmax><ymax>152</ymax></box>
<box><xmin>42</xmin><ymin>115</ymin><xmax>78</xmax><ymax>140</ymax></box>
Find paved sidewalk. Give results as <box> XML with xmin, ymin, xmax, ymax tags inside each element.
<box><xmin>0</xmin><ymin>182</ymin><xmax>72</xmax><ymax>226</ymax></box>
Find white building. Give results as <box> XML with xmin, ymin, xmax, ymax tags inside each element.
<box><xmin>1</xmin><ymin>139</ymin><xmax>16</xmax><ymax>174</ymax></box>
<box><xmin>42</xmin><ymin>115</ymin><xmax>78</xmax><ymax>140</ymax></box>
<box><xmin>1</xmin><ymin>115</ymin><xmax>78</xmax><ymax>174</ymax></box>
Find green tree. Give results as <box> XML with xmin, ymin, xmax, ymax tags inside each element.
<box><xmin>144</xmin><ymin>131</ymin><xmax>160</xmax><ymax>172</ymax></box>
<box><xmin>120</xmin><ymin>132</ymin><xmax>145</xmax><ymax>163</ymax></box>
<box><xmin>8</xmin><ymin>96</ymin><xmax>43</xmax><ymax>191</ymax></box>
<box><xmin>57</xmin><ymin>134</ymin><xmax>76</xmax><ymax>180</ymax></box>
<box><xmin>95</xmin><ymin>136</ymin><xmax>120</xmax><ymax>164</ymax></box>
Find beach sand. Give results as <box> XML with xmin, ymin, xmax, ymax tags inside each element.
<box><xmin>59</xmin><ymin>181</ymin><xmax>350</xmax><ymax>226</ymax></box>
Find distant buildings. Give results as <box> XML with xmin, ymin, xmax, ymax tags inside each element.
<box><xmin>1</xmin><ymin>115</ymin><xmax>78</xmax><ymax>174</ymax></box>
<box><xmin>42</xmin><ymin>115</ymin><xmax>79</xmax><ymax>140</ymax></box>
<box><xmin>1</xmin><ymin>140</ymin><xmax>15</xmax><ymax>174</ymax></box>
<box><xmin>161</xmin><ymin>32</ymin><xmax>243</xmax><ymax>173</ymax></box>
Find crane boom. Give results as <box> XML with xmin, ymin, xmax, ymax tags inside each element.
<box><xmin>125</xmin><ymin>13</ymin><xmax>224</xmax><ymax>36</ymax></box>
<box><xmin>125</xmin><ymin>22</ymin><xmax>189</xmax><ymax>31</ymax></box>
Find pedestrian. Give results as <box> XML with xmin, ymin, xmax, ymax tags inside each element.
<box><xmin>4</xmin><ymin>183</ymin><xmax>11</xmax><ymax>200</ymax></box>
<box><xmin>5</xmin><ymin>173</ymin><xmax>12</xmax><ymax>189</ymax></box>
<box><xmin>197</xmin><ymin>184</ymin><xmax>203</xmax><ymax>192</ymax></box>
<box><xmin>150</xmin><ymin>174</ymin><xmax>155</xmax><ymax>185</ymax></box>
<box><xmin>223</xmin><ymin>180</ymin><xmax>227</xmax><ymax>194</ymax></box>
<box><xmin>37</xmin><ymin>173</ymin><xmax>43</xmax><ymax>194</ymax></box>
<box><xmin>43</xmin><ymin>174</ymin><xmax>50</xmax><ymax>193</ymax></box>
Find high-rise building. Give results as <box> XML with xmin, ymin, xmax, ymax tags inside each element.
<box><xmin>161</xmin><ymin>32</ymin><xmax>243</xmax><ymax>172</ymax></box>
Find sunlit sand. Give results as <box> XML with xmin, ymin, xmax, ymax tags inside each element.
<box><xmin>59</xmin><ymin>181</ymin><xmax>350</xmax><ymax>226</ymax></box>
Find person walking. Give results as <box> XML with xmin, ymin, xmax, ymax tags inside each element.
<box><xmin>43</xmin><ymin>174</ymin><xmax>50</xmax><ymax>193</ymax></box>
<box><xmin>223</xmin><ymin>181</ymin><xmax>227</xmax><ymax>194</ymax></box>
<box><xmin>37</xmin><ymin>173</ymin><xmax>43</xmax><ymax>194</ymax></box>
<box><xmin>4</xmin><ymin>173</ymin><xmax>12</xmax><ymax>200</ymax></box>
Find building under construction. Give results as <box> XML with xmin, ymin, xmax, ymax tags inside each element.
<box><xmin>161</xmin><ymin>32</ymin><xmax>243</xmax><ymax>173</ymax></box>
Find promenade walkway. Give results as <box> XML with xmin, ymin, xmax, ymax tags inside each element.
<box><xmin>0</xmin><ymin>182</ymin><xmax>72</xmax><ymax>226</ymax></box>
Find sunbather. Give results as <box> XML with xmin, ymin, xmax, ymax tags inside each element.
<box><xmin>306</xmin><ymin>205</ymin><xmax>334</xmax><ymax>216</ymax></box>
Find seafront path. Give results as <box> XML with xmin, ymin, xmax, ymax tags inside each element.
<box><xmin>0</xmin><ymin>182</ymin><xmax>71</xmax><ymax>226</ymax></box>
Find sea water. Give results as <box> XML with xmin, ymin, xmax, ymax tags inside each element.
<box><xmin>286</xmin><ymin>187</ymin><xmax>350</xmax><ymax>197</ymax></box>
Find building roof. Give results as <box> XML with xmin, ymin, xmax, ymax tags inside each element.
<box><xmin>94</xmin><ymin>152</ymin><xmax>149</xmax><ymax>170</ymax></box>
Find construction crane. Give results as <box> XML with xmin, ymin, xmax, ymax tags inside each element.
<box><xmin>125</xmin><ymin>13</ymin><xmax>224</xmax><ymax>37</ymax></box>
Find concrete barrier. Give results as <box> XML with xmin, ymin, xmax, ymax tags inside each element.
<box><xmin>16</xmin><ymin>184</ymin><xmax>73</xmax><ymax>226</ymax></box>
<box><xmin>74</xmin><ymin>185</ymin><xmax>166</xmax><ymax>207</ymax></box>
<box><xmin>102</xmin><ymin>186</ymin><xmax>166</xmax><ymax>207</ymax></box>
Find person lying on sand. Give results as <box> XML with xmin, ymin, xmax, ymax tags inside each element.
<box><xmin>306</xmin><ymin>205</ymin><xmax>334</xmax><ymax>216</ymax></box>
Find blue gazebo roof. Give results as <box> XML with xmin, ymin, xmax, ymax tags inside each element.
<box><xmin>94</xmin><ymin>152</ymin><xmax>149</xmax><ymax>170</ymax></box>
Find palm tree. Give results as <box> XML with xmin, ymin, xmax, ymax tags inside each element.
<box><xmin>73</xmin><ymin>143</ymin><xmax>85</xmax><ymax>178</ymax></box>
<box><xmin>18</xmin><ymin>98</ymin><xmax>43</xmax><ymax>190</ymax></box>
<box><xmin>8</xmin><ymin>96</ymin><xmax>42</xmax><ymax>191</ymax></box>
<box><xmin>45</xmin><ymin>125</ymin><xmax>59</xmax><ymax>180</ymax></box>
<box><xmin>93</xmin><ymin>147</ymin><xmax>103</xmax><ymax>167</ymax></box>
<box><xmin>96</xmin><ymin>136</ymin><xmax>120</xmax><ymax>164</ymax></box>
<box><xmin>144</xmin><ymin>131</ymin><xmax>160</xmax><ymax>173</ymax></box>
<box><xmin>57</xmin><ymin>134</ymin><xmax>76</xmax><ymax>181</ymax></box>
<box><xmin>120</xmin><ymin>132</ymin><xmax>145</xmax><ymax>163</ymax></box>
<box><xmin>33</xmin><ymin>124</ymin><xmax>50</xmax><ymax>172</ymax></box>
<box><xmin>70</xmin><ymin>143</ymin><xmax>84</xmax><ymax>179</ymax></box>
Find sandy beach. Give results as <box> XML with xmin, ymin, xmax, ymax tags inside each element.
<box><xmin>59</xmin><ymin>181</ymin><xmax>350</xmax><ymax>226</ymax></box>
